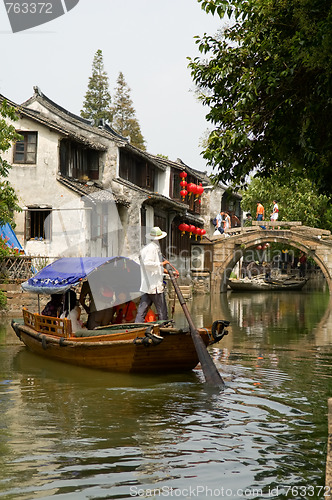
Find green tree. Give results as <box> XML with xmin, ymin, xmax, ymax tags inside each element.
<box><xmin>241</xmin><ymin>173</ymin><xmax>332</xmax><ymax>231</ymax></box>
<box><xmin>189</xmin><ymin>0</ymin><xmax>332</xmax><ymax>193</ymax></box>
<box><xmin>0</xmin><ymin>99</ymin><xmax>21</xmax><ymax>227</ymax></box>
<box><xmin>81</xmin><ymin>49</ymin><xmax>113</xmax><ymax>124</ymax></box>
<box><xmin>111</xmin><ymin>71</ymin><xmax>146</xmax><ymax>151</ymax></box>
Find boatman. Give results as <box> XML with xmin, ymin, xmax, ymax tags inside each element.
<box><xmin>135</xmin><ymin>226</ymin><xmax>179</xmax><ymax>323</ymax></box>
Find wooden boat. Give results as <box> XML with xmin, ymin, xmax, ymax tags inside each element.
<box><xmin>228</xmin><ymin>275</ymin><xmax>309</xmax><ymax>292</ymax></box>
<box><xmin>12</xmin><ymin>257</ymin><xmax>229</xmax><ymax>374</ymax></box>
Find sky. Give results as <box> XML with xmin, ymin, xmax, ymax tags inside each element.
<box><xmin>0</xmin><ymin>0</ymin><xmax>223</xmax><ymax>174</ymax></box>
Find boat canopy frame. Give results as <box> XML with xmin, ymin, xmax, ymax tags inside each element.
<box><xmin>21</xmin><ymin>256</ymin><xmax>141</xmax><ymax>298</ymax></box>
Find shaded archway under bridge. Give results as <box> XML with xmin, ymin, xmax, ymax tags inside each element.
<box><xmin>200</xmin><ymin>222</ymin><xmax>332</xmax><ymax>294</ymax></box>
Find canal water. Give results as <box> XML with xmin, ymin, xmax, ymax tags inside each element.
<box><xmin>0</xmin><ymin>280</ymin><xmax>331</xmax><ymax>499</ymax></box>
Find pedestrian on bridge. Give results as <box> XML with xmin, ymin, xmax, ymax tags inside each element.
<box><xmin>270</xmin><ymin>201</ymin><xmax>279</xmax><ymax>222</ymax></box>
<box><xmin>216</xmin><ymin>211</ymin><xmax>225</xmax><ymax>234</ymax></box>
<box><xmin>256</xmin><ymin>202</ymin><xmax>266</xmax><ymax>229</ymax></box>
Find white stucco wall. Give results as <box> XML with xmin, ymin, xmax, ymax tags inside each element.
<box><xmin>4</xmin><ymin>115</ymin><xmax>90</xmax><ymax>257</ymax></box>
<box><xmin>156</xmin><ymin>168</ymin><xmax>170</xmax><ymax>197</ymax></box>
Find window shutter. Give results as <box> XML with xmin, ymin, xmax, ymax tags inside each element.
<box><xmin>25</xmin><ymin>211</ymin><xmax>31</xmax><ymax>240</ymax></box>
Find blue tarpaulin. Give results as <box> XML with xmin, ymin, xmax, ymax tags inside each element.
<box><xmin>0</xmin><ymin>223</ymin><xmax>23</xmax><ymax>251</ymax></box>
<box><xmin>21</xmin><ymin>256</ymin><xmax>141</xmax><ymax>300</ymax></box>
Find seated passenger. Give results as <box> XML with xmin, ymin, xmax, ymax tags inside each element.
<box><xmin>112</xmin><ymin>292</ymin><xmax>137</xmax><ymax>324</ymax></box>
<box><xmin>41</xmin><ymin>294</ymin><xmax>63</xmax><ymax>317</ymax></box>
<box><xmin>79</xmin><ymin>280</ymin><xmax>114</xmax><ymax>329</ymax></box>
<box><xmin>144</xmin><ymin>308</ymin><xmax>157</xmax><ymax>323</ymax></box>
<box><xmin>60</xmin><ymin>290</ymin><xmax>84</xmax><ymax>333</ymax></box>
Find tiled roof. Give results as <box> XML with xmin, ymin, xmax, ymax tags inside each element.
<box><xmin>148</xmin><ymin>154</ymin><xmax>209</xmax><ymax>182</ymax></box>
<box><xmin>57</xmin><ymin>176</ymin><xmax>130</xmax><ymax>207</ymax></box>
<box><xmin>113</xmin><ymin>177</ymin><xmax>203</xmax><ymax>219</ymax></box>
<box><xmin>0</xmin><ymin>93</ymin><xmax>108</xmax><ymax>150</ymax></box>
<box><xmin>24</xmin><ymin>88</ymin><xmax>167</xmax><ymax>170</ymax></box>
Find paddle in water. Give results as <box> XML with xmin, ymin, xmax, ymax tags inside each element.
<box><xmin>165</xmin><ymin>263</ymin><xmax>225</xmax><ymax>388</ymax></box>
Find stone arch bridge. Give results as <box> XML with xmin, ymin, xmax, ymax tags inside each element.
<box><xmin>202</xmin><ymin>221</ymin><xmax>332</xmax><ymax>293</ymax></box>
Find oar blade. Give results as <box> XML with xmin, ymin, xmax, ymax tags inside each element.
<box><xmin>166</xmin><ymin>263</ymin><xmax>225</xmax><ymax>388</ymax></box>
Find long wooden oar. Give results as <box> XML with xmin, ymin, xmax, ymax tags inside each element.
<box><xmin>166</xmin><ymin>264</ymin><xmax>225</xmax><ymax>388</ymax></box>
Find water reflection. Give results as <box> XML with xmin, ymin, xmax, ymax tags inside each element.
<box><xmin>1</xmin><ymin>283</ymin><xmax>331</xmax><ymax>499</ymax></box>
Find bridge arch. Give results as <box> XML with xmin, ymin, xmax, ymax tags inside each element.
<box><xmin>209</xmin><ymin>229</ymin><xmax>332</xmax><ymax>293</ymax></box>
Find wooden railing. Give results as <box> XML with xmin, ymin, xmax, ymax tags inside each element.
<box><xmin>23</xmin><ymin>308</ymin><xmax>72</xmax><ymax>338</ymax></box>
<box><xmin>0</xmin><ymin>256</ymin><xmax>51</xmax><ymax>283</ymax></box>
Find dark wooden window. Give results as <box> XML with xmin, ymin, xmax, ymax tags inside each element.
<box><xmin>119</xmin><ymin>149</ymin><xmax>156</xmax><ymax>191</ymax></box>
<box><xmin>171</xmin><ymin>218</ymin><xmax>191</xmax><ymax>258</ymax></box>
<box><xmin>14</xmin><ymin>132</ymin><xmax>37</xmax><ymax>164</ymax></box>
<box><xmin>169</xmin><ymin>171</ymin><xmax>202</xmax><ymax>215</ymax></box>
<box><xmin>25</xmin><ymin>207</ymin><xmax>51</xmax><ymax>240</ymax></box>
<box><xmin>60</xmin><ymin>139</ymin><xmax>100</xmax><ymax>180</ymax></box>
<box><xmin>170</xmin><ymin>168</ymin><xmax>181</xmax><ymax>201</ymax></box>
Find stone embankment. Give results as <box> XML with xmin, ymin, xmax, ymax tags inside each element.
<box><xmin>0</xmin><ymin>283</ymin><xmax>41</xmax><ymax>316</ymax></box>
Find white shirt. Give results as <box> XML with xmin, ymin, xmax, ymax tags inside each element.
<box><xmin>139</xmin><ymin>241</ymin><xmax>164</xmax><ymax>294</ymax></box>
<box><xmin>60</xmin><ymin>306</ymin><xmax>83</xmax><ymax>333</ymax></box>
<box><xmin>216</xmin><ymin>213</ymin><xmax>223</xmax><ymax>228</ymax></box>
<box><xmin>271</xmin><ymin>203</ymin><xmax>279</xmax><ymax>220</ymax></box>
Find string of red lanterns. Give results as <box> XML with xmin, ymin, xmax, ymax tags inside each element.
<box><xmin>179</xmin><ymin>171</ymin><xmax>188</xmax><ymax>200</ymax></box>
<box><xmin>178</xmin><ymin>223</ymin><xmax>206</xmax><ymax>239</ymax></box>
<box><xmin>179</xmin><ymin>172</ymin><xmax>204</xmax><ymax>203</ymax></box>
<box><xmin>178</xmin><ymin>171</ymin><xmax>206</xmax><ymax>239</ymax></box>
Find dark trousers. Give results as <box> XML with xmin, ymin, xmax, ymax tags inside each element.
<box><xmin>257</xmin><ymin>214</ymin><xmax>266</xmax><ymax>229</ymax></box>
<box><xmin>135</xmin><ymin>292</ymin><xmax>168</xmax><ymax>323</ymax></box>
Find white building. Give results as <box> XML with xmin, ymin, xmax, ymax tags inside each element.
<box><xmin>3</xmin><ymin>87</ymin><xmax>226</xmax><ymax>272</ymax></box>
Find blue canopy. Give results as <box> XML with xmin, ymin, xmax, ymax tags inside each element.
<box><xmin>0</xmin><ymin>223</ymin><xmax>24</xmax><ymax>251</ymax></box>
<box><xmin>21</xmin><ymin>256</ymin><xmax>141</xmax><ymax>296</ymax></box>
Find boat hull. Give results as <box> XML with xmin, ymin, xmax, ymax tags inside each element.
<box><xmin>12</xmin><ymin>321</ymin><xmax>211</xmax><ymax>374</ymax></box>
<box><xmin>228</xmin><ymin>277</ymin><xmax>308</xmax><ymax>291</ymax></box>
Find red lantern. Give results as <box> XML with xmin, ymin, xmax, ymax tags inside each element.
<box><xmin>187</xmin><ymin>183</ymin><xmax>196</xmax><ymax>198</ymax></box>
<box><xmin>195</xmin><ymin>183</ymin><xmax>204</xmax><ymax>201</ymax></box>
<box><xmin>180</xmin><ymin>189</ymin><xmax>188</xmax><ymax>200</ymax></box>
<box><xmin>256</xmin><ymin>245</ymin><xmax>262</xmax><ymax>250</ymax></box>
<box><xmin>188</xmin><ymin>224</ymin><xmax>196</xmax><ymax>237</ymax></box>
<box><xmin>201</xmin><ymin>229</ymin><xmax>206</xmax><ymax>237</ymax></box>
<box><xmin>179</xmin><ymin>171</ymin><xmax>187</xmax><ymax>179</ymax></box>
<box><xmin>178</xmin><ymin>223</ymin><xmax>188</xmax><ymax>236</ymax></box>
<box><xmin>196</xmin><ymin>183</ymin><xmax>204</xmax><ymax>196</ymax></box>
<box><xmin>194</xmin><ymin>227</ymin><xmax>202</xmax><ymax>240</ymax></box>
<box><xmin>180</xmin><ymin>180</ymin><xmax>187</xmax><ymax>188</ymax></box>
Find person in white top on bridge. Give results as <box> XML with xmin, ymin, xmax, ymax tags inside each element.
<box><xmin>271</xmin><ymin>201</ymin><xmax>279</xmax><ymax>222</ymax></box>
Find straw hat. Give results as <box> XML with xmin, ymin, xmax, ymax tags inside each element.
<box><xmin>146</xmin><ymin>226</ymin><xmax>167</xmax><ymax>240</ymax></box>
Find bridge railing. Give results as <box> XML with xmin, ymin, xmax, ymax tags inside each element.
<box><xmin>208</xmin><ymin>220</ymin><xmax>331</xmax><ymax>239</ymax></box>
<box><xmin>220</xmin><ymin>221</ymin><xmax>303</xmax><ymax>236</ymax></box>
<box><xmin>251</xmin><ymin>221</ymin><xmax>302</xmax><ymax>228</ymax></box>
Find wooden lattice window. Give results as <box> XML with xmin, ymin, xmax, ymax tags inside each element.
<box><xmin>14</xmin><ymin>132</ymin><xmax>38</xmax><ymax>164</ymax></box>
